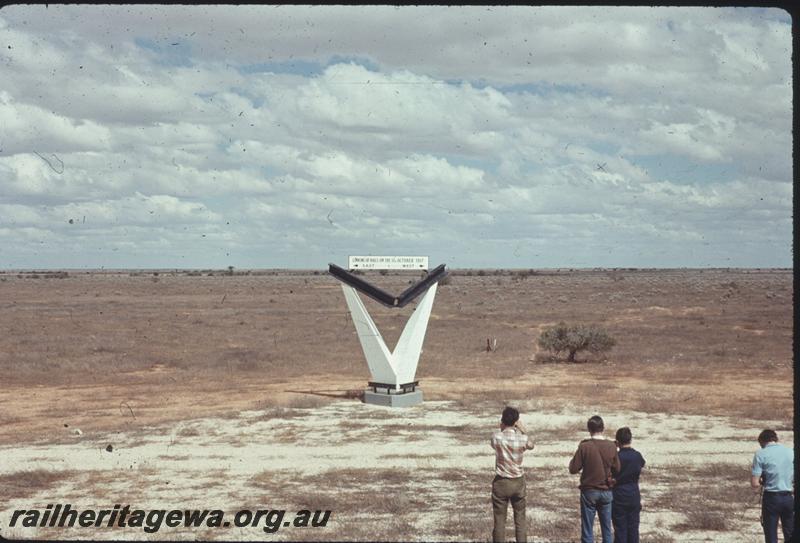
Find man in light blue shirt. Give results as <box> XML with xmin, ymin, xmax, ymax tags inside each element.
<box><xmin>751</xmin><ymin>429</ymin><xmax>793</xmax><ymax>543</ymax></box>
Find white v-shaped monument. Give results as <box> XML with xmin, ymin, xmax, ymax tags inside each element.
<box><xmin>329</xmin><ymin>256</ymin><xmax>448</xmax><ymax>407</ymax></box>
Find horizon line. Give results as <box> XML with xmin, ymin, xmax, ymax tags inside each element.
<box><xmin>0</xmin><ymin>266</ymin><xmax>792</xmax><ymax>273</ymax></box>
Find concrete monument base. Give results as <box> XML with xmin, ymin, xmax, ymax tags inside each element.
<box><xmin>364</xmin><ymin>389</ymin><xmax>423</xmax><ymax>407</ymax></box>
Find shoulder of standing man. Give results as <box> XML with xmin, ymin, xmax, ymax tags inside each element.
<box><xmin>569</xmin><ymin>440</ymin><xmax>587</xmax><ymax>473</ymax></box>
<box><xmin>628</xmin><ymin>447</ymin><xmax>646</xmax><ymax>468</ymax></box>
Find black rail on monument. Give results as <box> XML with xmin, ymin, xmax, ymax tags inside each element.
<box><xmin>328</xmin><ymin>263</ymin><xmax>449</xmax><ymax>309</ymax></box>
<box><xmin>328</xmin><ymin>263</ymin><xmax>397</xmax><ymax>307</ymax></box>
<box><xmin>396</xmin><ymin>263</ymin><xmax>448</xmax><ymax>307</ymax></box>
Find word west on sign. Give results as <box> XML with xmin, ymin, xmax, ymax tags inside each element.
<box><xmin>348</xmin><ymin>256</ymin><xmax>429</xmax><ymax>270</ymax></box>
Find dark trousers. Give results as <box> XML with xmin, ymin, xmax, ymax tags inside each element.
<box><xmin>492</xmin><ymin>475</ymin><xmax>527</xmax><ymax>542</ymax></box>
<box><xmin>761</xmin><ymin>492</ymin><xmax>794</xmax><ymax>543</ymax></box>
<box><xmin>611</xmin><ymin>500</ymin><xmax>640</xmax><ymax>543</ymax></box>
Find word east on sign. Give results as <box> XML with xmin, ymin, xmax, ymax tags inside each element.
<box><xmin>348</xmin><ymin>255</ymin><xmax>429</xmax><ymax>270</ymax></box>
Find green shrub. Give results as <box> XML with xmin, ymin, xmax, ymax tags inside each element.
<box><xmin>537</xmin><ymin>322</ymin><xmax>616</xmax><ymax>362</ymax></box>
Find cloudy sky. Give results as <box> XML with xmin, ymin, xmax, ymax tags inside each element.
<box><xmin>0</xmin><ymin>5</ymin><xmax>792</xmax><ymax>269</ymax></box>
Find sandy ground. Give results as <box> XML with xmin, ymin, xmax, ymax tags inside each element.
<box><xmin>1</xmin><ymin>398</ymin><xmax>789</xmax><ymax>541</ymax></box>
<box><xmin>0</xmin><ymin>368</ymin><xmax>791</xmax><ymax>448</ymax></box>
<box><xmin>0</xmin><ymin>269</ymin><xmax>792</xmax><ymax>541</ymax></box>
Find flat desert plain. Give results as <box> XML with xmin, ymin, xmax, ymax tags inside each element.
<box><xmin>0</xmin><ymin>268</ymin><xmax>793</xmax><ymax>542</ymax></box>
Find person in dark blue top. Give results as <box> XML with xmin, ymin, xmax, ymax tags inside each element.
<box><xmin>611</xmin><ymin>427</ymin><xmax>645</xmax><ymax>543</ymax></box>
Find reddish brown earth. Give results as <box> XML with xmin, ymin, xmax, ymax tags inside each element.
<box><xmin>0</xmin><ymin>268</ymin><xmax>792</xmax><ymax>541</ymax></box>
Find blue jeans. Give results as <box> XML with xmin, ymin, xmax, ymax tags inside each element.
<box><xmin>761</xmin><ymin>492</ymin><xmax>794</xmax><ymax>543</ymax></box>
<box><xmin>580</xmin><ymin>489</ymin><xmax>613</xmax><ymax>543</ymax></box>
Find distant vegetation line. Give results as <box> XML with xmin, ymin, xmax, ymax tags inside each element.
<box><xmin>0</xmin><ymin>267</ymin><xmax>791</xmax><ymax>277</ymax></box>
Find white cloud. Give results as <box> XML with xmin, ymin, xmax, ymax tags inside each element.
<box><xmin>0</xmin><ymin>5</ymin><xmax>791</xmax><ymax>269</ymax></box>
<box><xmin>273</xmin><ymin>63</ymin><xmax>514</xmax><ymax>158</ymax></box>
<box><xmin>0</xmin><ymin>92</ymin><xmax>111</xmax><ymax>154</ymax></box>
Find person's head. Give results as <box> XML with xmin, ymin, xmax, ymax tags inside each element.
<box><xmin>758</xmin><ymin>429</ymin><xmax>778</xmax><ymax>448</ymax></box>
<box><xmin>587</xmin><ymin>415</ymin><xmax>604</xmax><ymax>435</ymax></box>
<box><xmin>615</xmin><ymin>427</ymin><xmax>632</xmax><ymax>446</ymax></box>
<box><xmin>501</xmin><ymin>406</ymin><xmax>520</xmax><ymax>428</ymax></box>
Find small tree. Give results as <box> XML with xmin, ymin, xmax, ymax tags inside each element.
<box><xmin>538</xmin><ymin>322</ymin><xmax>616</xmax><ymax>362</ymax></box>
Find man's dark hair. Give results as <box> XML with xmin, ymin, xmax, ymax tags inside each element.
<box><xmin>758</xmin><ymin>429</ymin><xmax>778</xmax><ymax>444</ymax></box>
<box><xmin>587</xmin><ymin>415</ymin><xmax>604</xmax><ymax>434</ymax></box>
<box><xmin>501</xmin><ymin>406</ymin><xmax>520</xmax><ymax>427</ymax></box>
<box><xmin>615</xmin><ymin>427</ymin><xmax>632</xmax><ymax>445</ymax></box>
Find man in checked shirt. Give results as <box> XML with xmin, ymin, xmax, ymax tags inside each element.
<box><xmin>491</xmin><ymin>406</ymin><xmax>535</xmax><ymax>542</ymax></box>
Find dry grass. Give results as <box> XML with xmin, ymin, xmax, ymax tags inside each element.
<box><xmin>247</xmin><ymin>466</ymin><xmax>546</xmax><ymax>541</ymax></box>
<box><xmin>534</xmin><ymin>515</ymin><xmax>581</xmax><ymax>540</ymax></box>
<box><xmin>280</xmin><ymin>491</ymin><xmax>341</xmax><ymax>512</ymax></box>
<box><xmin>251</xmin><ymin>407</ymin><xmax>310</xmax><ymax>421</ymax></box>
<box><xmin>379</xmin><ymin>452</ymin><xmax>449</xmax><ymax>460</ymax></box>
<box><xmin>285</xmin><ymin>394</ymin><xmax>335</xmax><ymax>409</ymax></box>
<box><xmin>646</xmin><ymin>462</ymin><xmax>754</xmax><ymax>534</ymax></box>
<box><xmin>632</xmin><ymin>390</ymin><xmax>705</xmax><ymax>414</ymax></box>
<box><xmin>251</xmin><ymin>467</ymin><xmax>432</xmax><ymax>531</ymax></box>
<box><xmin>435</xmin><ymin>510</ymin><xmax>488</xmax><ymax>540</ymax></box>
<box><xmin>187</xmin><ymin>477</ymin><xmax>225</xmax><ymax>491</ymax></box>
<box><xmin>2</xmin><ymin>270</ymin><xmax>791</xmax><ymax>439</ymax></box>
<box><xmin>2</xmin><ymin>469</ymin><xmax>78</xmax><ymax>500</ymax></box>
<box><xmin>642</xmin><ymin>533</ymin><xmax>676</xmax><ymax>543</ymax></box>
<box><xmin>0</xmin><ymin>269</ymin><xmax>791</xmax><ymax>542</ymax></box>
<box><xmin>674</xmin><ymin>510</ymin><xmax>729</xmax><ymax>532</ymax></box>
<box><xmin>375</xmin><ymin>422</ymin><xmax>486</xmax><ymax>444</ymax></box>
<box><xmin>176</xmin><ymin>426</ymin><xmax>202</xmax><ymax>437</ymax></box>
<box><xmin>307</xmin><ymin>515</ymin><xmax>419</xmax><ymax>543</ymax></box>
<box><xmin>159</xmin><ymin>454</ymin><xmax>191</xmax><ymax>461</ymax></box>
<box><xmin>312</xmin><ymin>467</ymin><xmax>418</xmax><ymax>488</ymax></box>
<box><xmin>1</xmin><ymin>269</ymin><xmax>790</xmax><ymax>387</ymax></box>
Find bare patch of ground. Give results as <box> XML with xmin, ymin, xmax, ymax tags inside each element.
<box><xmin>0</xmin><ymin>401</ymin><xmax>786</xmax><ymax>541</ymax></box>
<box><xmin>0</xmin><ymin>268</ymin><xmax>792</xmax><ymax>541</ymax></box>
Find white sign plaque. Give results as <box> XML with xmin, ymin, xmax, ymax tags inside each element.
<box><xmin>348</xmin><ymin>255</ymin><xmax>429</xmax><ymax>270</ymax></box>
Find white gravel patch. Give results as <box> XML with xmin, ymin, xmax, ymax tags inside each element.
<box><xmin>0</xmin><ymin>400</ymin><xmax>790</xmax><ymax>541</ymax></box>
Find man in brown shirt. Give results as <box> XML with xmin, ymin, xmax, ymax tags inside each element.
<box><xmin>569</xmin><ymin>415</ymin><xmax>620</xmax><ymax>543</ymax></box>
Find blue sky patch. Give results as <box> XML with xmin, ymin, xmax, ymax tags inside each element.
<box><xmin>237</xmin><ymin>55</ymin><xmax>379</xmax><ymax>77</ymax></box>
<box><xmin>134</xmin><ymin>37</ymin><xmax>194</xmax><ymax>68</ymax></box>
<box><xmin>238</xmin><ymin>59</ymin><xmax>324</xmax><ymax>76</ymax></box>
<box><xmin>628</xmin><ymin>154</ymin><xmax>738</xmax><ymax>184</ymax></box>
